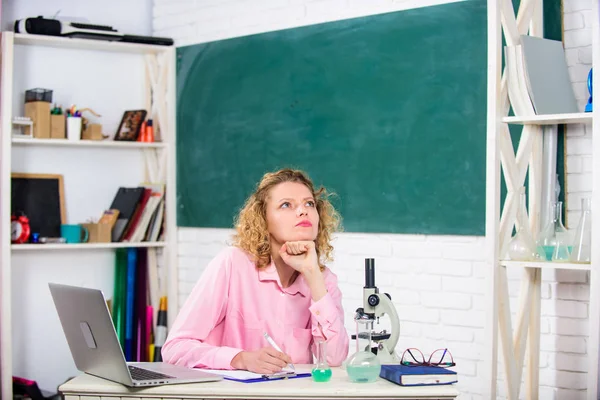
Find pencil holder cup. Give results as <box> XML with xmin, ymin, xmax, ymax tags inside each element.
<box><xmin>66</xmin><ymin>116</ymin><xmax>82</xmax><ymax>141</ymax></box>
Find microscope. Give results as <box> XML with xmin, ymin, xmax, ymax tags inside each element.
<box><xmin>353</xmin><ymin>258</ymin><xmax>400</xmax><ymax>364</ymax></box>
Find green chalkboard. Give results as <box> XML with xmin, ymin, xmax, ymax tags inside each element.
<box><xmin>176</xmin><ymin>1</ymin><xmax>489</xmax><ymax>234</ymax></box>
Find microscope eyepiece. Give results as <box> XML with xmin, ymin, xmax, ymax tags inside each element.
<box><xmin>364</xmin><ymin>258</ymin><xmax>375</xmax><ymax>288</ymax></box>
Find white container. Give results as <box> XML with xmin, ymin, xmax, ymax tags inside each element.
<box><xmin>66</xmin><ymin>116</ymin><xmax>82</xmax><ymax>141</ymax></box>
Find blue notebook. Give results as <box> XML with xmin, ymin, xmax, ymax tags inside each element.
<box><xmin>379</xmin><ymin>364</ymin><xmax>457</xmax><ymax>386</ymax></box>
<box><xmin>202</xmin><ymin>369</ymin><xmax>312</xmax><ymax>383</ymax></box>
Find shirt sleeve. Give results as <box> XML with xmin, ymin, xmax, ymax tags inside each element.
<box><xmin>308</xmin><ymin>269</ymin><xmax>349</xmax><ymax>366</ymax></box>
<box><xmin>161</xmin><ymin>249</ymin><xmax>243</xmax><ymax>370</ymax></box>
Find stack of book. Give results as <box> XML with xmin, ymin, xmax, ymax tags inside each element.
<box><xmin>108</xmin><ymin>184</ymin><xmax>165</xmax><ymax>243</ymax></box>
<box><xmin>112</xmin><ymin>247</ymin><xmax>164</xmax><ymax>362</ymax></box>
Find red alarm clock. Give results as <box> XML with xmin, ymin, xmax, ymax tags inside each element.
<box><xmin>11</xmin><ymin>213</ymin><xmax>31</xmax><ymax>244</ymax></box>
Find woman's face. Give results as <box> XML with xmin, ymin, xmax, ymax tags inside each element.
<box><xmin>265</xmin><ymin>181</ymin><xmax>319</xmax><ymax>245</ymax></box>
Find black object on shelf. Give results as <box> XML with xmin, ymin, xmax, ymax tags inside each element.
<box><xmin>25</xmin><ymin>88</ymin><xmax>53</xmax><ymax>103</ymax></box>
<box><xmin>14</xmin><ymin>16</ymin><xmax>174</xmax><ymax>46</ymax></box>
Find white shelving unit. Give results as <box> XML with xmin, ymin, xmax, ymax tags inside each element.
<box><xmin>11</xmin><ymin>137</ymin><xmax>168</xmax><ymax>149</ymax></box>
<box><xmin>0</xmin><ymin>33</ymin><xmax>178</xmax><ymax>398</ymax></box>
<box><xmin>502</xmin><ymin>113</ymin><xmax>593</xmax><ymax>125</ymax></box>
<box><xmin>499</xmin><ymin>260</ymin><xmax>593</xmax><ymax>272</ymax></box>
<box><xmin>485</xmin><ymin>0</ymin><xmax>599</xmax><ymax>399</ymax></box>
<box><xmin>11</xmin><ymin>242</ymin><xmax>168</xmax><ymax>251</ymax></box>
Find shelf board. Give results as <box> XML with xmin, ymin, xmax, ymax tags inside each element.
<box><xmin>500</xmin><ymin>260</ymin><xmax>591</xmax><ymax>271</ymax></box>
<box><xmin>11</xmin><ymin>137</ymin><xmax>166</xmax><ymax>149</ymax></box>
<box><xmin>13</xmin><ymin>33</ymin><xmax>171</xmax><ymax>54</ymax></box>
<box><xmin>503</xmin><ymin>113</ymin><xmax>592</xmax><ymax>125</ymax></box>
<box><xmin>11</xmin><ymin>242</ymin><xmax>167</xmax><ymax>251</ymax></box>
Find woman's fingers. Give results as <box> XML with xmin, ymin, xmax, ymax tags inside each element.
<box><xmin>284</xmin><ymin>241</ymin><xmax>313</xmax><ymax>255</ymax></box>
<box><xmin>263</xmin><ymin>348</ymin><xmax>289</xmax><ymax>368</ymax></box>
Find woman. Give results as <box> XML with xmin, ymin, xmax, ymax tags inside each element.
<box><xmin>162</xmin><ymin>169</ymin><xmax>349</xmax><ymax>374</ymax></box>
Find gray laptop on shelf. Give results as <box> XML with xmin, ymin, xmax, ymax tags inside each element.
<box><xmin>49</xmin><ymin>283</ymin><xmax>222</xmax><ymax>387</ymax></box>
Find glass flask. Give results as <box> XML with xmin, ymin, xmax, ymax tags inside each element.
<box><xmin>537</xmin><ymin>201</ymin><xmax>569</xmax><ymax>261</ymax></box>
<box><xmin>507</xmin><ymin>188</ymin><xmax>538</xmax><ymax>261</ymax></box>
<box><xmin>312</xmin><ymin>341</ymin><xmax>332</xmax><ymax>382</ymax></box>
<box><xmin>346</xmin><ymin>315</ymin><xmax>381</xmax><ymax>383</ymax></box>
<box><xmin>570</xmin><ymin>198</ymin><xmax>592</xmax><ymax>263</ymax></box>
<box><xmin>551</xmin><ymin>201</ymin><xmax>571</xmax><ymax>262</ymax></box>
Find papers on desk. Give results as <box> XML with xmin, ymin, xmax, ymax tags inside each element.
<box><xmin>200</xmin><ymin>369</ymin><xmax>311</xmax><ymax>383</ymax></box>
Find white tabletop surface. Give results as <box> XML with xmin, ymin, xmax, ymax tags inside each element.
<box><xmin>59</xmin><ymin>365</ymin><xmax>459</xmax><ymax>399</ymax></box>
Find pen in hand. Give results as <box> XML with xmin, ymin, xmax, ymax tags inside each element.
<box><xmin>263</xmin><ymin>332</ymin><xmax>295</xmax><ymax>372</ymax></box>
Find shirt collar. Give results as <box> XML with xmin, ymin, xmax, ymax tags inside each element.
<box><xmin>258</xmin><ymin>261</ymin><xmax>311</xmax><ymax>297</ymax></box>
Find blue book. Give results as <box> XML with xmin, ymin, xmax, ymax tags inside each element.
<box><xmin>379</xmin><ymin>364</ymin><xmax>457</xmax><ymax>386</ymax></box>
<box><xmin>124</xmin><ymin>248</ymin><xmax>137</xmax><ymax>361</ymax></box>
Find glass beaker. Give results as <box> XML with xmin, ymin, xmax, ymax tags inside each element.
<box><xmin>507</xmin><ymin>188</ymin><xmax>538</xmax><ymax>261</ymax></box>
<box><xmin>570</xmin><ymin>198</ymin><xmax>592</xmax><ymax>263</ymax></box>
<box><xmin>346</xmin><ymin>318</ymin><xmax>381</xmax><ymax>383</ymax></box>
<box><xmin>537</xmin><ymin>201</ymin><xmax>570</xmax><ymax>261</ymax></box>
<box><xmin>312</xmin><ymin>341</ymin><xmax>332</xmax><ymax>382</ymax></box>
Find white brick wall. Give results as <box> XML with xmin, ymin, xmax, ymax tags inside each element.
<box><xmin>155</xmin><ymin>0</ymin><xmax>594</xmax><ymax>398</ymax></box>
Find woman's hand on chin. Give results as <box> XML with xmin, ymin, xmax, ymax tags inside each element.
<box><xmin>279</xmin><ymin>241</ymin><xmax>319</xmax><ymax>275</ymax></box>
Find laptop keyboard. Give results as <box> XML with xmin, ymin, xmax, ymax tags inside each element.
<box><xmin>129</xmin><ymin>365</ymin><xmax>174</xmax><ymax>381</ymax></box>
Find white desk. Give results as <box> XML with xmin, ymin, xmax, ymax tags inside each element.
<box><xmin>59</xmin><ymin>366</ymin><xmax>459</xmax><ymax>400</ymax></box>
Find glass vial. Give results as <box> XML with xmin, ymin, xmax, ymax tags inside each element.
<box><xmin>507</xmin><ymin>187</ymin><xmax>538</xmax><ymax>261</ymax></box>
<box><xmin>551</xmin><ymin>201</ymin><xmax>571</xmax><ymax>262</ymax></box>
<box><xmin>537</xmin><ymin>201</ymin><xmax>569</xmax><ymax>261</ymax></box>
<box><xmin>570</xmin><ymin>198</ymin><xmax>592</xmax><ymax>263</ymax></box>
<box><xmin>312</xmin><ymin>341</ymin><xmax>332</xmax><ymax>382</ymax></box>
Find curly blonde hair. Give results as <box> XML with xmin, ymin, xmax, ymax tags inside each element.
<box><xmin>232</xmin><ymin>168</ymin><xmax>341</xmax><ymax>270</ymax></box>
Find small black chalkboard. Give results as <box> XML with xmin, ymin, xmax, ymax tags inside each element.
<box><xmin>11</xmin><ymin>173</ymin><xmax>65</xmax><ymax>238</ymax></box>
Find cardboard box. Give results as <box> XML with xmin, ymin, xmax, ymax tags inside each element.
<box><xmin>82</xmin><ymin>123</ymin><xmax>103</xmax><ymax>140</ymax></box>
<box><xmin>81</xmin><ymin>223</ymin><xmax>112</xmax><ymax>243</ymax></box>
<box><xmin>50</xmin><ymin>114</ymin><xmax>65</xmax><ymax>139</ymax></box>
<box><xmin>24</xmin><ymin>101</ymin><xmax>50</xmax><ymax>138</ymax></box>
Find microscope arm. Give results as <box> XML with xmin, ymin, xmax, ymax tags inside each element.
<box><xmin>374</xmin><ymin>294</ymin><xmax>400</xmax><ymax>353</ymax></box>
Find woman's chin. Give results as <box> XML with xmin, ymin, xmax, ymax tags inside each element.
<box><xmin>288</xmin><ymin>234</ymin><xmax>317</xmax><ymax>242</ymax></box>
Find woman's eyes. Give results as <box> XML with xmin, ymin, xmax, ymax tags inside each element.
<box><xmin>279</xmin><ymin>200</ymin><xmax>315</xmax><ymax>208</ymax></box>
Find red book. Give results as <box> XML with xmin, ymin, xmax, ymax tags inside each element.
<box><xmin>122</xmin><ymin>188</ymin><xmax>151</xmax><ymax>241</ymax></box>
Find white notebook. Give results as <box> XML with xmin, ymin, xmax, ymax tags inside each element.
<box><xmin>520</xmin><ymin>35</ymin><xmax>578</xmax><ymax>115</ymax></box>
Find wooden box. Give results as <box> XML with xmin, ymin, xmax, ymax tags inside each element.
<box><xmin>24</xmin><ymin>101</ymin><xmax>50</xmax><ymax>138</ymax></box>
<box><xmin>50</xmin><ymin>114</ymin><xmax>66</xmax><ymax>139</ymax></box>
<box><xmin>81</xmin><ymin>223</ymin><xmax>112</xmax><ymax>243</ymax></box>
<box><xmin>82</xmin><ymin>123</ymin><xmax>103</xmax><ymax>140</ymax></box>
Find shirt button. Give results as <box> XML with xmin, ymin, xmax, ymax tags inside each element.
<box><xmin>280</xmin><ymin>292</ymin><xmax>285</xmax><ymax>297</ymax></box>
<box><xmin>316</xmin><ymin>311</ymin><xmax>320</xmax><ymax>316</ymax></box>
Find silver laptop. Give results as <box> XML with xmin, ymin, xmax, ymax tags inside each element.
<box><xmin>49</xmin><ymin>283</ymin><xmax>222</xmax><ymax>387</ymax></box>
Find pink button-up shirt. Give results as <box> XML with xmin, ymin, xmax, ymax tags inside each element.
<box><xmin>162</xmin><ymin>247</ymin><xmax>349</xmax><ymax>370</ymax></box>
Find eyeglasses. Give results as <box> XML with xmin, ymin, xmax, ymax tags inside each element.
<box><xmin>400</xmin><ymin>348</ymin><xmax>455</xmax><ymax>367</ymax></box>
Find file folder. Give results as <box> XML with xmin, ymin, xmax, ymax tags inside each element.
<box><xmin>201</xmin><ymin>369</ymin><xmax>312</xmax><ymax>383</ymax></box>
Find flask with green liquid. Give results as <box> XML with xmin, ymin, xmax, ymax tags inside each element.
<box><xmin>346</xmin><ymin>315</ymin><xmax>381</xmax><ymax>383</ymax></box>
<box><xmin>312</xmin><ymin>340</ymin><xmax>332</xmax><ymax>382</ymax></box>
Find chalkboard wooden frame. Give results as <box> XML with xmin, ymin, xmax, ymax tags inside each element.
<box><xmin>11</xmin><ymin>173</ymin><xmax>66</xmax><ymax>238</ymax></box>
